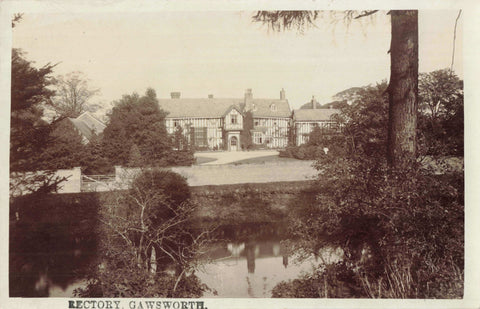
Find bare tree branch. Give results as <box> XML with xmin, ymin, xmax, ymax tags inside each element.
<box><xmin>450</xmin><ymin>10</ymin><xmax>462</xmax><ymax>73</ymax></box>
<box><xmin>354</xmin><ymin>10</ymin><xmax>379</xmax><ymax>19</ymax></box>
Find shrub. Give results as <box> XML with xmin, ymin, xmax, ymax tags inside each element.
<box><xmin>76</xmin><ymin>169</ymin><xmax>208</xmax><ymax>297</ymax></box>
<box><xmin>276</xmin><ymin>154</ymin><xmax>464</xmax><ymax>298</ymax></box>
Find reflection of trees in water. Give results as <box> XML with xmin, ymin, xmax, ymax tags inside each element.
<box><xmin>9</xmin><ymin>193</ymin><xmax>99</xmax><ymax>297</ymax></box>
<box><xmin>245</xmin><ymin>242</ymin><xmax>256</xmax><ymax>274</ymax></box>
<box><xmin>207</xmin><ymin>222</ymin><xmax>292</xmax><ymax>274</ymax></box>
<box><xmin>215</xmin><ymin>222</ymin><xmax>286</xmax><ymax>243</ymax></box>
<box><xmin>10</xmin><ymin>198</ymin><xmax>291</xmax><ymax>297</ymax></box>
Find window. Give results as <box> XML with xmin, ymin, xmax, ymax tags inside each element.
<box><xmin>191</xmin><ymin>127</ymin><xmax>208</xmax><ymax>147</ymax></box>
<box><xmin>231</xmin><ymin>115</ymin><xmax>238</xmax><ymax>124</ymax></box>
<box><xmin>254</xmin><ymin>120</ymin><xmax>259</xmax><ymax>126</ymax></box>
<box><xmin>253</xmin><ymin>132</ymin><xmax>263</xmax><ymax>144</ymax></box>
<box><xmin>252</xmin><ymin>103</ymin><xmax>257</xmax><ymax>111</ymax></box>
<box><xmin>270</xmin><ymin>103</ymin><xmax>277</xmax><ymax>111</ymax></box>
<box><xmin>173</xmin><ymin>120</ymin><xmax>179</xmax><ymax>127</ymax></box>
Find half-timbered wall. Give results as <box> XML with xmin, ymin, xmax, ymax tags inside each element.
<box><xmin>166</xmin><ymin>117</ymin><xmax>223</xmax><ymax>149</ymax></box>
<box><xmin>253</xmin><ymin>117</ymin><xmax>289</xmax><ymax>148</ymax></box>
<box><xmin>224</xmin><ymin>109</ymin><xmax>243</xmax><ymax>131</ymax></box>
<box><xmin>295</xmin><ymin>121</ymin><xmax>340</xmax><ymax>146</ymax></box>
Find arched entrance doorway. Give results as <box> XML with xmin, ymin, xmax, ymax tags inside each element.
<box><xmin>230</xmin><ymin>136</ymin><xmax>238</xmax><ymax>151</ymax></box>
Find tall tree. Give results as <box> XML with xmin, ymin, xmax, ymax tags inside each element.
<box><xmin>48</xmin><ymin>71</ymin><xmax>100</xmax><ymax>119</ymax></box>
<box><xmin>419</xmin><ymin>68</ymin><xmax>463</xmax><ymax>124</ymax></box>
<box><xmin>10</xmin><ymin>49</ymin><xmax>56</xmax><ymax>172</ymax></box>
<box><xmin>418</xmin><ymin>69</ymin><xmax>463</xmax><ymax>156</ymax></box>
<box><xmin>240</xmin><ymin>111</ymin><xmax>254</xmax><ymax>150</ymax></box>
<box><xmin>102</xmin><ymin>88</ymin><xmax>175</xmax><ymax>166</ymax></box>
<box><xmin>386</xmin><ymin>10</ymin><xmax>418</xmax><ymax>166</ymax></box>
<box><xmin>253</xmin><ymin>10</ymin><xmax>419</xmax><ymax>166</ymax></box>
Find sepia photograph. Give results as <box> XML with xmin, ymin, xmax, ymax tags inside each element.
<box><xmin>1</xmin><ymin>1</ymin><xmax>478</xmax><ymax>308</ymax></box>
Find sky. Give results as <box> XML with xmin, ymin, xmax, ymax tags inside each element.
<box><xmin>12</xmin><ymin>10</ymin><xmax>463</xmax><ymax>116</ymax></box>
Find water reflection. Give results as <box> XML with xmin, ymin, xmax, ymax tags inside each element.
<box><xmin>10</xmin><ymin>216</ymin><xmax>336</xmax><ymax>298</ymax></box>
<box><xmin>195</xmin><ymin>223</ymin><xmax>326</xmax><ymax>298</ymax></box>
<box><xmin>9</xmin><ymin>193</ymin><xmax>99</xmax><ymax>297</ymax></box>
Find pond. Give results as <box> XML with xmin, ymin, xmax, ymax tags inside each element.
<box><xmin>10</xmin><ymin>221</ymin><xmax>340</xmax><ymax>298</ymax></box>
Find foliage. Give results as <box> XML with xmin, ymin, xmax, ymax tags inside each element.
<box><xmin>252</xmin><ymin>9</ymin><xmax>417</xmax><ymax>166</ymax></box>
<box><xmin>299</xmin><ymin>100</ymin><xmax>348</xmax><ymax>110</ymax></box>
<box><xmin>127</xmin><ymin>144</ymin><xmax>143</xmax><ymax>167</ymax></box>
<box><xmin>417</xmin><ymin>69</ymin><xmax>464</xmax><ymax>156</ymax></box>
<box><xmin>272</xmin><ymin>262</ymin><xmax>363</xmax><ymax>298</ymax></box>
<box><xmin>10</xmin><ymin>48</ymin><xmax>56</xmax><ymax>173</ymax></box>
<box><xmin>75</xmin><ymin>268</ymin><xmax>207</xmax><ymax>298</ymax></box>
<box><xmin>10</xmin><ymin>192</ymin><xmax>99</xmax><ymax>296</ymax></box>
<box><xmin>102</xmin><ymin>88</ymin><xmax>194</xmax><ymax>167</ymax></box>
<box><xmin>36</xmin><ymin>119</ymin><xmax>87</xmax><ymax>170</ymax></box>
<box><xmin>275</xmin><ymin>153</ymin><xmax>464</xmax><ymax>298</ymax></box>
<box><xmin>9</xmin><ymin>48</ymin><xmax>69</xmax><ymax>194</ymax></box>
<box><xmin>173</xmin><ymin>126</ymin><xmax>189</xmax><ymax>151</ymax></box>
<box><xmin>80</xmin><ymin>133</ymin><xmax>112</xmax><ymax>174</ymax></box>
<box><xmin>252</xmin><ymin>11</ymin><xmax>320</xmax><ymax>32</ymax></box>
<box><xmin>12</xmin><ymin>13</ymin><xmax>23</xmax><ymax>28</ymax></box>
<box><xmin>76</xmin><ymin>169</ymin><xmax>209</xmax><ymax>297</ymax></box>
<box><xmin>47</xmin><ymin>71</ymin><xmax>100</xmax><ymax>119</ymax></box>
<box><xmin>240</xmin><ymin>111</ymin><xmax>254</xmax><ymax>150</ymax></box>
<box><xmin>281</xmin><ymin>82</ymin><xmax>388</xmax><ymax>160</ymax></box>
<box><xmin>334</xmin><ymin>81</ymin><xmax>389</xmax><ymax>157</ymax></box>
<box><xmin>283</xmin><ymin>73</ymin><xmax>463</xmax><ymax>161</ymax></box>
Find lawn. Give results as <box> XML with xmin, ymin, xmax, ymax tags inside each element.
<box><xmin>229</xmin><ymin>155</ymin><xmax>300</xmax><ymax>165</ymax></box>
<box><xmin>194</xmin><ymin>156</ymin><xmax>218</xmax><ymax>165</ymax></box>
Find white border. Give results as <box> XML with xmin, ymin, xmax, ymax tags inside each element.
<box><xmin>1</xmin><ymin>1</ymin><xmax>478</xmax><ymax>308</ymax></box>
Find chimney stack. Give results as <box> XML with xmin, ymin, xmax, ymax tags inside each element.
<box><xmin>280</xmin><ymin>88</ymin><xmax>286</xmax><ymax>100</ymax></box>
<box><xmin>208</xmin><ymin>94</ymin><xmax>214</xmax><ymax>99</ymax></box>
<box><xmin>244</xmin><ymin>89</ymin><xmax>253</xmax><ymax>111</ymax></box>
<box><xmin>311</xmin><ymin>96</ymin><xmax>317</xmax><ymax>109</ymax></box>
<box><xmin>244</xmin><ymin>88</ymin><xmax>253</xmax><ymax>101</ymax></box>
<box><xmin>170</xmin><ymin>92</ymin><xmax>181</xmax><ymax>99</ymax></box>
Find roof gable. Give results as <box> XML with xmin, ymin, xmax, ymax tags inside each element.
<box><xmin>223</xmin><ymin>105</ymin><xmax>244</xmax><ymax>117</ymax></box>
<box><xmin>68</xmin><ymin>112</ymin><xmax>106</xmax><ymax>141</ymax></box>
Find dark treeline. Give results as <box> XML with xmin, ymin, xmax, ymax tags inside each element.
<box><xmin>11</xmin><ymin>50</ymin><xmax>195</xmax><ymax>178</ymax></box>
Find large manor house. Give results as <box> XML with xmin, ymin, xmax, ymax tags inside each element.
<box><xmin>159</xmin><ymin>89</ymin><xmax>340</xmax><ymax>151</ymax></box>
<box><xmin>70</xmin><ymin>89</ymin><xmax>341</xmax><ymax>151</ymax></box>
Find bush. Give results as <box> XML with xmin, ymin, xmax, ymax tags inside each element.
<box><xmin>76</xmin><ymin>169</ymin><xmax>208</xmax><ymax>297</ymax></box>
<box><xmin>272</xmin><ymin>262</ymin><xmax>363</xmax><ymax>298</ymax></box>
<box><xmin>276</xmin><ymin>154</ymin><xmax>464</xmax><ymax>298</ymax></box>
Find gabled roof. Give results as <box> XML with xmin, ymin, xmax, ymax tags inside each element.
<box><xmin>158</xmin><ymin>98</ymin><xmax>292</xmax><ymax>119</ymax></box>
<box><xmin>293</xmin><ymin>108</ymin><xmax>340</xmax><ymax>122</ymax></box>
<box><xmin>158</xmin><ymin>99</ymin><xmax>245</xmax><ymax>118</ymax></box>
<box><xmin>223</xmin><ymin>105</ymin><xmax>244</xmax><ymax>117</ymax></box>
<box><xmin>68</xmin><ymin>111</ymin><xmax>106</xmax><ymax>140</ymax></box>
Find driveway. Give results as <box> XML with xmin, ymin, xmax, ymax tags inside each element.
<box><xmin>194</xmin><ymin>150</ymin><xmax>280</xmax><ymax>165</ymax></box>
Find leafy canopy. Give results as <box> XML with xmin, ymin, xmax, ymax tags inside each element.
<box><xmin>102</xmin><ymin>88</ymin><xmax>172</xmax><ymax>166</ymax></box>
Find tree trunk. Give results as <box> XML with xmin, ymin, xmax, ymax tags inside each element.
<box><xmin>387</xmin><ymin>10</ymin><xmax>419</xmax><ymax>166</ymax></box>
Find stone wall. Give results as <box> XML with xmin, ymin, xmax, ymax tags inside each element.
<box><xmin>190</xmin><ymin>180</ymin><xmax>317</xmax><ymax>225</ymax></box>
